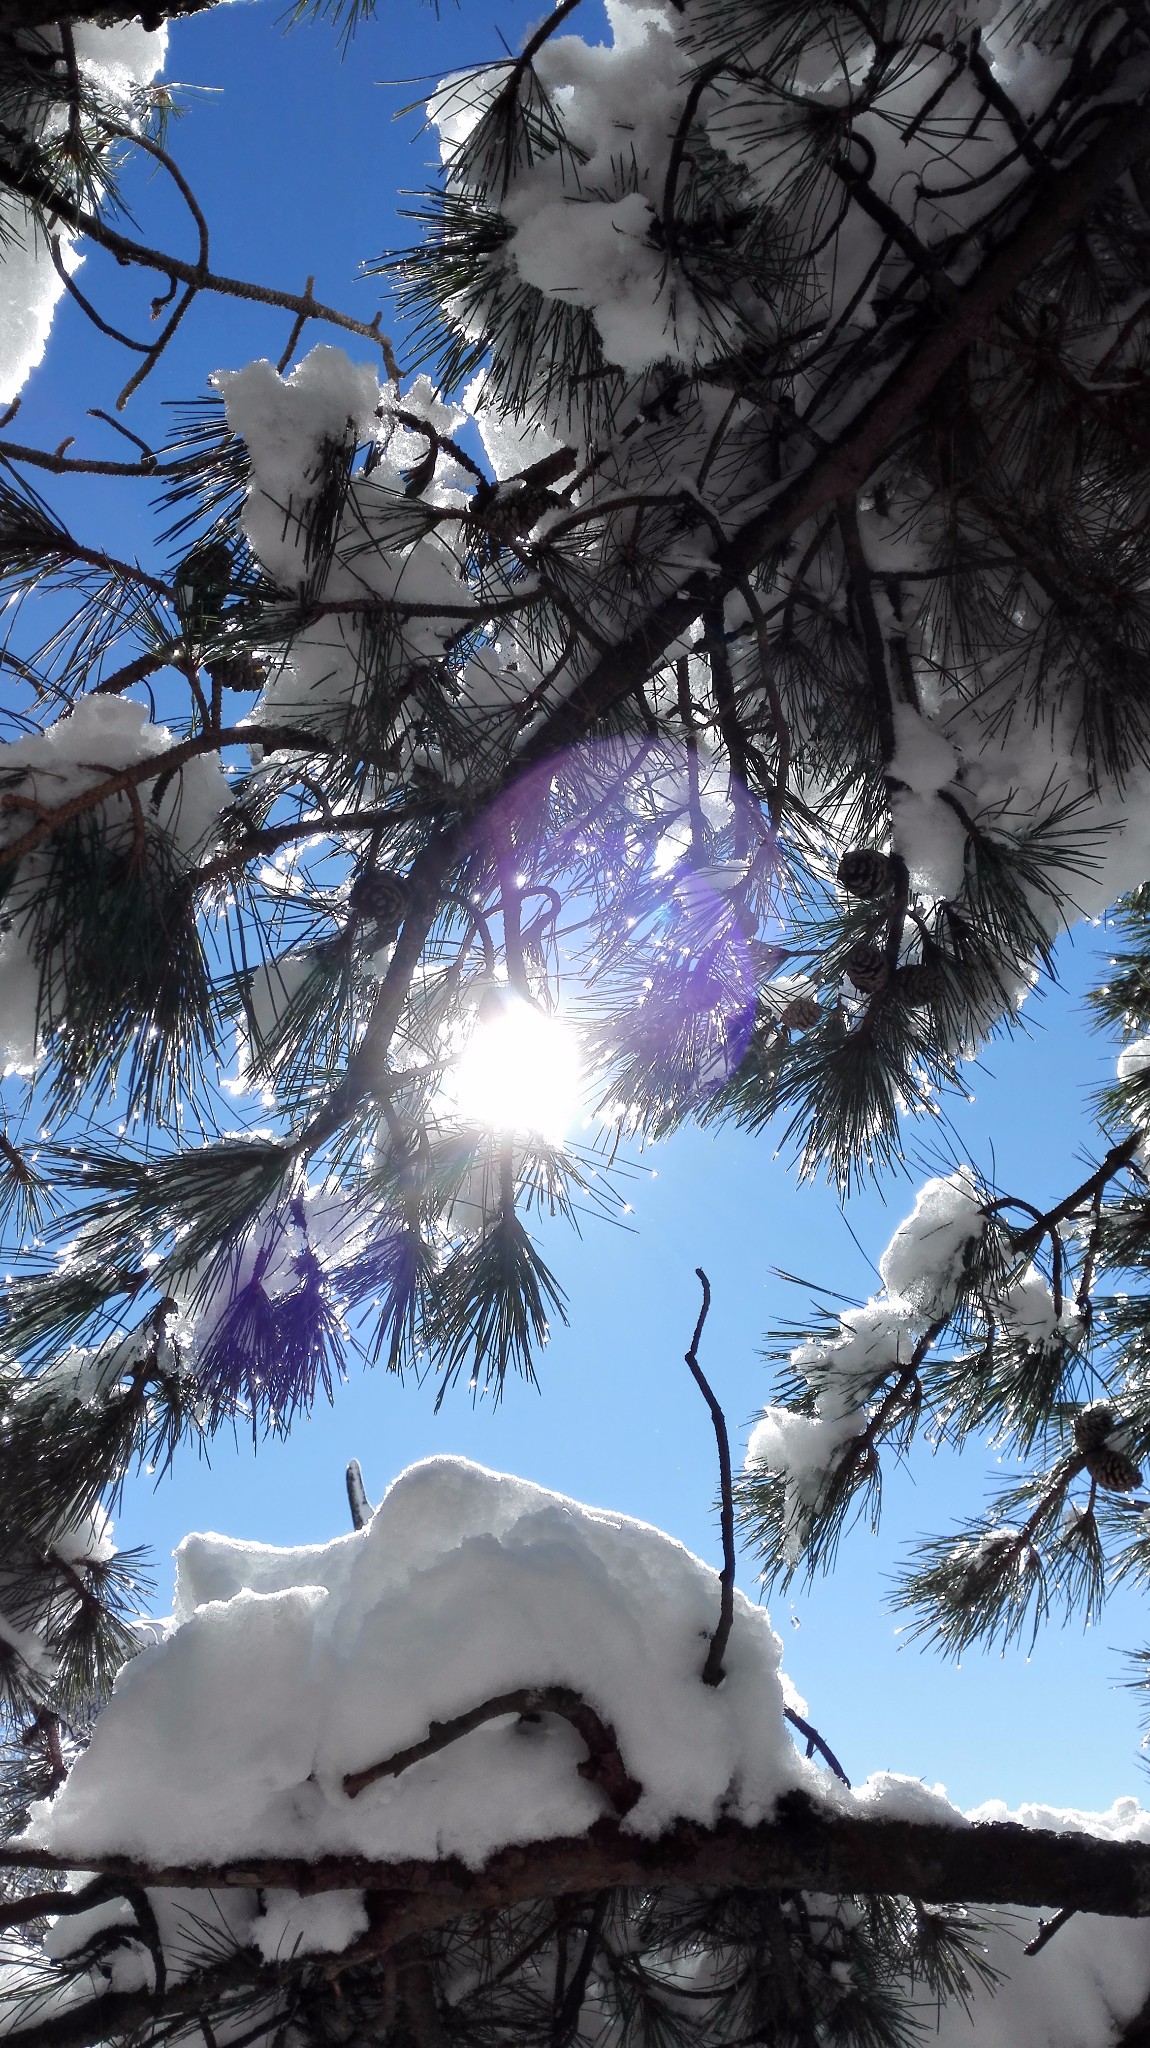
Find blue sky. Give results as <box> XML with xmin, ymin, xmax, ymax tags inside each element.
<box><xmin>9</xmin><ymin>0</ymin><xmax>1149</xmax><ymax>1818</ymax></box>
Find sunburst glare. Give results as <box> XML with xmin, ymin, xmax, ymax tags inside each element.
<box><xmin>451</xmin><ymin>996</ymin><xmax>582</xmax><ymax>1143</ymax></box>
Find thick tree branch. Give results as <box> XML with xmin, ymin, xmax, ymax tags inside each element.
<box><xmin>0</xmin><ymin>1952</ymin><xmax>280</xmax><ymax>2048</ymax></box>
<box><xmin>7</xmin><ymin>1797</ymin><xmax>1150</xmax><ymax>1947</ymax></box>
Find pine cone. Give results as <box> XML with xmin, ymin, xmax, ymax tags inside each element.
<box><xmin>892</xmin><ymin>960</ymin><xmax>944</xmax><ymax>1008</ymax></box>
<box><xmin>778</xmin><ymin>996</ymin><xmax>822</xmax><ymax>1032</ymax></box>
<box><xmin>471</xmin><ymin>480</ymin><xmax>561</xmax><ymax>547</ymax></box>
<box><xmin>1074</xmin><ymin>1404</ymin><xmax>1143</xmax><ymax>1490</ymax></box>
<box><xmin>837</xmin><ymin>849</ymin><xmax>897</xmax><ymax>898</ymax></box>
<box><xmin>1073</xmin><ymin>1402</ymin><xmax>1120</xmax><ymax>1453</ymax></box>
<box><xmin>845</xmin><ymin>944</ymin><xmax>888</xmax><ymax>994</ymax></box>
<box><xmin>208</xmin><ymin>652</ymin><xmax>266</xmax><ymax>694</ymax></box>
<box><xmin>1086</xmin><ymin>1446</ymin><xmax>1143</xmax><ymax>1492</ymax></box>
<box><xmin>349</xmin><ymin>870</ymin><xmax>407</xmax><ymax>937</ymax></box>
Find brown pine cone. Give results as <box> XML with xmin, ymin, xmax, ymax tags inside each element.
<box><xmin>845</xmin><ymin>944</ymin><xmax>889</xmax><ymax>994</ymax></box>
<box><xmin>349</xmin><ymin>870</ymin><xmax>407</xmax><ymax>936</ymax></box>
<box><xmin>1073</xmin><ymin>1402</ymin><xmax>1120</xmax><ymax>1453</ymax></box>
<box><xmin>1085</xmin><ymin>1446</ymin><xmax>1143</xmax><ymax>1492</ymax></box>
<box><xmin>1074</xmin><ymin>1404</ymin><xmax>1143</xmax><ymax>1491</ymax></box>
<box><xmin>837</xmin><ymin>849</ymin><xmax>898</xmax><ymax>898</ymax></box>
<box><xmin>778</xmin><ymin>996</ymin><xmax>822</xmax><ymax>1032</ymax></box>
<box><xmin>892</xmin><ymin>960</ymin><xmax>944</xmax><ymax>1008</ymax></box>
<box><xmin>208</xmin><ymin>652</ymin><xmax>267</xmax><ymax>694</ymax></box>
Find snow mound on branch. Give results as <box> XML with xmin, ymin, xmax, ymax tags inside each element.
<box><xmin>878</xmin><ymin>1166</ymin><xmax>986</xmax><ymax>1313</ymax></box>
<box><xmin>26</xmin><ymin>1457</ymin><xmax>811</xmax><ymax>1867</ymax></box>
<box><xmin>745</xmin><ymin>1403</ymin><xmax>867</xmax><ymax>1565</ymax></box>
<box><xmin>745</xmin><ymin>1170</ymin><xmax>989</xmax><ymax>1559</ymax></box>
<box><xmin>217</xmin><ymin>348</ymin><xmax>381</xmax><ymax>586</ymax></box>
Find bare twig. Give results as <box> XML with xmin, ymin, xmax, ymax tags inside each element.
<box><xmin>346</xmin><ymin>1458</ymin><xmax>372</xmax><ymax>1530</ymax></box>
<box><xmin>0</xmin><ymin>148</ymin><xmax>399</xmax><ymax>392</ymax></box>
<box><xmin>276</xmin><ymin>277</ymin><xmax>316</xmax><ymax>376</ymax></box>
<box><xmin>1023</xmin><ymin>1903</ymin><xmax>1076</xmax><ymax>1956</ymax></box>
<box><xmin>0</xmin><ymin>436</ymin><xmax>202</xmax><ymax>479</ymax></box>
<box><xmin>783</xmin><ymin>1707</ymin><xmax>851</xmax><ymax>1787</ymax></box>
<box><xmin>682</xmin><ymin>1268</ymin><xmax>736</xmax><ymax>1688</ymax></box>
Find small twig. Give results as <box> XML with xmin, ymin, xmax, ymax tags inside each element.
<box><xmin>346</xmin><ymin>1458</ymin><xmax>372</xmax><ymax>1531</ymax></box>
<box><xmin>661</xmin><ymin>60</ymin><xmax>726</xmax><ymax>251</ymax></box>
<box><xmin>783</xmin><ymin>1706</ymin><xmax>851</xmax><ymax>1787</ymax></box>
<box><xmin>0</xmin><ymin>435</ymin><xmax>200</xmax><ymax>479</ymax></box>
<box><xmin>0</xmin><ymin>146</ymin><xmax>400</xmax><ymax>384</ymax></box>
<box><xmin>683</xmin><ymin>1268</ymin><xmax>736</xmax><ymax>1688</ymax></box>
<box><xmin>1024</xmin><ymin>1903</ymin><xmax>1076</xmax><ymax>1956</ymax></box>
<box><xmin>343</xmin><ymin>1684</ymin><xmax>641</xmax><ymax>1814</ymax></box>
<box><xmin>88</xmin><ymin>409</ymin><xmax>156</xmax><ymax>464</ymax></box>
<box><xmin>116</xmin><ymin>283</ymin><xmax>198</xmax><ymax>409</ymax></box>
<box><xmin>276</xmin><ymin>277</ymin><xmax>316</xmax><ymax>376</ymax></box>
<box><xmin>49</xmin><ymin>235</ymin><xmax>151</xmax><ymax>354</ymax></box>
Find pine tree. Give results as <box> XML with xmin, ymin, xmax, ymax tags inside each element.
<box><xmin>1</xmin><ymin>0</ymin><xmax>1150</xmax><ymax>2039</ymax></box>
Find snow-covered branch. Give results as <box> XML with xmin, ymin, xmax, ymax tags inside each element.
<box><xmin>6</xmin><ymin>1799</ymin><xmax>1150</xmax><ymax>1930</ymax></box>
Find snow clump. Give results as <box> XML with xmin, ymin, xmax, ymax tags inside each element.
<box><xmin>25</xmin><ymin>1457</ymin><xmax>812</xmax><ymax>1868</ymax></box>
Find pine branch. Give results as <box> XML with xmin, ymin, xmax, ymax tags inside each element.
<box><xmin>516</xmin><ymin>98</ymin><xmax>1150</xmax><ymax>765</ymax></box>
<box><xmin>0</xmin><ymin>724</ymin><xmax>337</xmax><ymax>873</ymax></box>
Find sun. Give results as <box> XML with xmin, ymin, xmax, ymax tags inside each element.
<box><xmin>450</xmin><ymin>994</ymin><xmax>581</xmax><ymax>1143</ymax></box>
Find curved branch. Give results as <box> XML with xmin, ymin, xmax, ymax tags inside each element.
<box><xmin>342</xmin><ymin>1684</ymin><xmax>642</xmax><ymax>1816</ymax></box>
